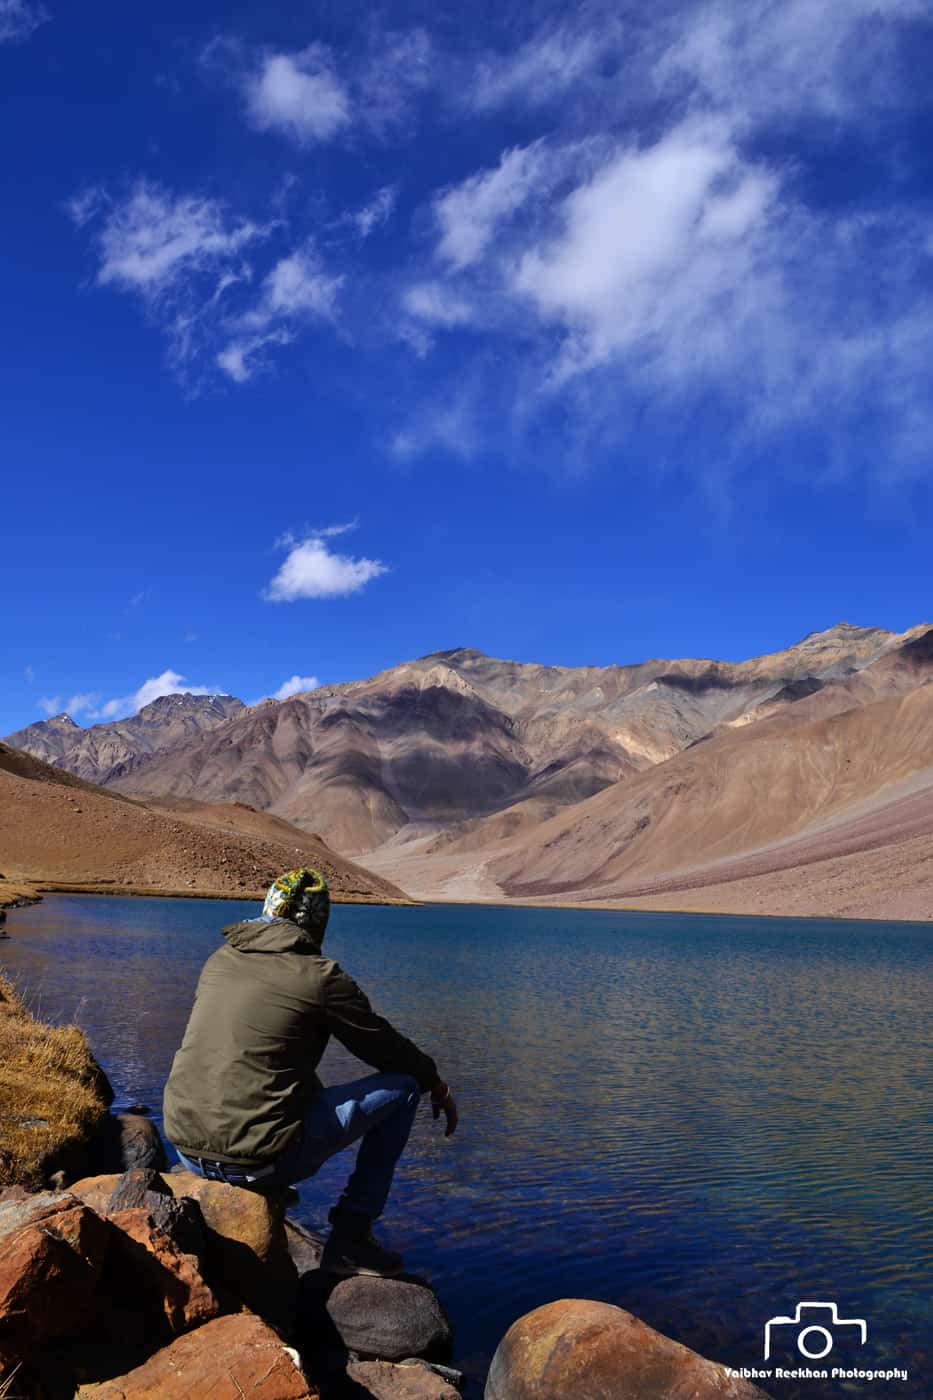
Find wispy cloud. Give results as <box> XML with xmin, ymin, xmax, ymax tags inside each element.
<box><xmin>388</xmin><ymin>2</ymin><xmax>933</xmax><ymax>478</ymax></box>
<box><xmin>272</xmin><ymin>673</ymin><xmax>320</xmax><ymax>700</ymax></box>
<box><xmin>89</xmin><ymin>182</ymin><xmax>267</xmax><ymax>296</ymax></box>
<box><xmin>38</xmin><ymin>692</ymin><xmax>98</xmax><ymax>719</ymax></box>
<box><xmin>217</xmin><ymin>244</ymin><xmax>343</xmax><ymax>380</ymax></box>
<box><xmin>351</xmin><ymin>186</ymin><xmax>397</xmax><ymax>240</ymax></box>
<box><xmin>657</xmin><ymin>0</ymin><xmax>928</xmax><ymax>124</ymax></box>
<box><xmin>0</xmin><ymin>0</ymin><xmax>47</xmax><ymax>43</ymax></box>
<box><xmin>470</xmin><ymin>20</ymin><xmax>619</xmax><ymax>111</ymax></box>
<box><xmin>23</xmin><ymin>664</ymin><xmax>34</xmax><ymax>683</ymax></box>
<box><xmin>264</xmin><ymin>527</ymin><xmax>388</xmax><ymax>601</ymax></box>
<box><xmin>433</xmin><ymin>143</ymin><xmax>557</xmax><ymax>270</ymax></box>
<box><xmin>402</xmin><ymin>282</ymin><xmax>473</xmax><ymax>328</ymax></box>
<box><xmin>71</xmin><ymin>180</ymin><xmax>346</xmax><ymax>384</ymax></box>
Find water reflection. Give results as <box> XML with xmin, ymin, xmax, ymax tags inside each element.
<box><xmin>2</xmin><ymin>897</ymin><xmax>930</xmax><ymax>1399</ymax></box>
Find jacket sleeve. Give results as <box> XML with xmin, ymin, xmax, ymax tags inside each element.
<box><xmin>322</xmin><ymin>964</ymin><xmax>439</xmax><ymax>1091</ymax></box>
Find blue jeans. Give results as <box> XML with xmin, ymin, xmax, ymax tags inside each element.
<box><xmin>177</xmin><ymin>1072</ymin><xmax>421</xmax><ymax>1223</ymax></box>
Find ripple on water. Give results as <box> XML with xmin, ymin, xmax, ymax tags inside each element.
<box><xmin>1</xmin><ymin>897</ymin><xmax>930</xmax><ymax>1399</ymax></box>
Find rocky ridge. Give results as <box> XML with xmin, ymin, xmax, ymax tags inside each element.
<box><xmin>8</xmin><ymin>623</ymin><xmax>933</xmax><ymax>918</ymax></box>
<box><xmin>7</xmin><ymin>693</ymin><xmax>245</xmax><ymax>786</ymax></box>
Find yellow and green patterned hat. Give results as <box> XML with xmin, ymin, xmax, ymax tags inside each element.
<box><xmin>262</xmin><ymin>868</ymin><xmax>330</xmax><ymax>936</ymax></box>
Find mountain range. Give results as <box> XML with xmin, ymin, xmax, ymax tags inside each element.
<box><xmin>8</xmin><ymin>622</ymin><xmax>933</xmax><ymax>919</ymax></box>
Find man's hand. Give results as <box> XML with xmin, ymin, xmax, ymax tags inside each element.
<box><xmin>430</xmin><ymin>1079</ymin><xmax>458</xmax><ymax>1137</ymax></box>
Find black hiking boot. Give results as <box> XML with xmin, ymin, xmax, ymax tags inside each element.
<box><xmin>321</xmin><ymin>1209</ymin><xmax>403</xmax><ymax>1277</ymax></box>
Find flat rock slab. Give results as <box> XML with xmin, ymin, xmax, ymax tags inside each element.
<box><xmin>301</xmin><ymin>1272</ymin><xmax>452</xmax><ymax>1362</ymax></box>
<box><xmin>348</xmin><ymin>1359</ymin><xmax>461</xmax><ymax>1399</ymax></box>
<box><xmin>75</xmin><ymin>1311</ymin><xmax>318</xmax><ymax>1398</ymax></box>
<box><xmin>485</xmin><ymin>1299</ymin><xmax>771</xmax><ymax>1400</ymax></box>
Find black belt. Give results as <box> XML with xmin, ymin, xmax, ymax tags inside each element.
<box><xmin>189</xmin><ymin>1155</ymin><xmax>278</xmax><ymax>1184</ymax></box>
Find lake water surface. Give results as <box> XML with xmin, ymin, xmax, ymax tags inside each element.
<box><xmin>2</xmin><ymin>896</ymin><xmax>930</xmax><ymax>1398</ymax></box>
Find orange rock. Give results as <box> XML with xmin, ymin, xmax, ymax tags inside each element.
<box><xmin>0</xmin><ymin>1195</ymin><xmax>110</xmax><ymax>1353</ymax></box>
<box><xmin>74</xmin><ymin>1312</ymin><xmax>317</xmax><ymax>1398</ymax></box>
<box><xmin>348</xmin><ymin>1358</ymin><xmax>461</xmax><ymax>1398</ymax></box>
<box><xmin>69</xmin><ymin>1171</ymin><xmax>297</xmax><ymax>1316</ymax></box>
<box><xmin>107</xmin><ymin>1207</ymin><xmax>220</xmax><ymax>1334</ymax></box>
<box><xmin>485</xmin><ymin>1299</ymin><xmax>772</xmax><ymax>1400</ymax></box>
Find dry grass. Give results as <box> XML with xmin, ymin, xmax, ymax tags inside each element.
<box><xmin>0</xmin><ymin>975</ymin><xmax>110</xmax><ymax>1190</ymax></box>
<box><xmin>0</xmin><ymin>1365</ymin><xmax>22</xmax><ymax>1400</ymax></box>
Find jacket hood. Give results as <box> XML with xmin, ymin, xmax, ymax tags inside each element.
<box><xmin>221</xmin><ymin>916</ymin><xmax>325</xmax><ymax>955</ymax></box>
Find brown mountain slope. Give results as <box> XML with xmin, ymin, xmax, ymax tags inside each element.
<box><xmin>489</xmin><ymin>681</ymin><xmax>933</xmax><ymax>899</ymax></box>
<box><xmin>361</xmin><ymin>633</ymin><xmax>933</xmax><ymax>918</ymax></box>
<box><xmin>11</xmin><ymin>622</ymin><xmax>922</xmax><ymax>856</ymax></box>
<box><xmin>0</xmin><ymin>743</ymin><xmax>409</xmax><ymax>904</ymax></box>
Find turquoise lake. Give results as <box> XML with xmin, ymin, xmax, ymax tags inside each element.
<box><xmin>2</xmin><ymin>895</ymin><xmax>930</xmax><ymax>1398</ymax></box>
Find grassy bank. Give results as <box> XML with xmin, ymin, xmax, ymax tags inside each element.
<box><xmin>0</xmin><ymin>880</ymin><xmax>40</xmax><ymax>912</ymax></box>
<box><xmin>0</xmin><ymin>975</ymin><xmax>110</xmax><ymax>1189</ymax></box>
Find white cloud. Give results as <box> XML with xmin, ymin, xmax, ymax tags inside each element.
<box><xmin>24</xmin><ymin>664</ymin><xmax>34</xmax><ymax>683</ymax></box>
<box><xmin>216</xmin><ymin>246</ymin><xmax>343</xmax><ymax>381</ymax></box>
<box><xmin>512</xmin><ymin>118</ymin><xmax>780</xmax><ymax>379</ymax></box>
<box><xmin>434</xmin><ymin>143</ymin><xmax>555</xmax><ymax>269</ymax></box>
<box><xmin>67</xmin><ymin>187</ymin><xmax>107</xmax><ymax>229</ymax></box>
<box><xmin>0</xmin><ymin>0</ymin><xmax>46</xmax><ymax>42</ymax></box>
<box><xmin>91</xmin><ymin>670</ymin><xmax>218</xmax><ymax>721</ymax></box>
<box><xmin>658</xmin><ymin>0</ymin><xmax>927</xmax><ymax>124</ymax></box>
<box><xmin>264</xmin><ymin>535</ymin><xmax>388</xmax><ymax>601</ymax></box>
<box><xmin>402</xmin><ymin>282</ymin><xmax>473</xmax><ymax>327</ymax></box>
<box><xmin>246</xmin><ymin>46</ymin><xmax>350</xmax><ymax>144</ymax></box>
<box><xmin>38</xmin><ymin>692</ymin><xmax>98</xmax><ymax>718</ymax></box>
<box><xmin>272</xmin><ymin>674</ymin><xmax>320</xmax><ymax>700</ymax></box>
<box><xmin>471</xmin><ymin>23</ymin><xmax>614</xmax><ymax>111</ymax></box>
<box><xmin>260</xmin><ymin>248</ymin><xmax>342</xmax><ymax>319</ymax></box>
<box><xmin>73</xmin><ymin>182</ymin><xmax>344</xmax><ymax>384</ymax></box>
<box><xmin>274</xmin><ymin>522</ymin><xmax>357</xmax><ymax>548</ymax></box>
<box><xmin>88</xmin><ymin>181</ymin><xmax>267</xmax><ymax>296</ymax></box>
<box><xmin>352</xmin><ymin>186</ymin><xmax>397</xmax><ymax>239</ymax></box>
<box><xmin>216</xmin><ymin>328</ymin><xmax>294</xmax><ymax>384</ymax></box>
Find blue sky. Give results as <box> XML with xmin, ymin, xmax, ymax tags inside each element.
<box><xmin>3</xmin><ymin>0</ymin><xmax>933</xmax><ymax>733</ymax></box>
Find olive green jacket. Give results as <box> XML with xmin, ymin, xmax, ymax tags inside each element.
<box><xmin>162</xmin><ymin>917</ymin><xmax>438</xmax><ymax>1166</ymax></box>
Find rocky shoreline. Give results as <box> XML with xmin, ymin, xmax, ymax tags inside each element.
<box><xmin>1</xmin><ymin>1160</ymin><xmax>772</xmax><ymax>1400</ymax></box>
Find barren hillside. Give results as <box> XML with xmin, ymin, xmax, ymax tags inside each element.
<box><xmin>0</xmin><ymin>743</ymin><xmax>410</xmax><ymax>904</ymax></box>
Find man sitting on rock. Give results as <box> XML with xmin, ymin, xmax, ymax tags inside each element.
<box><xmin>163</xmin><ymin>868</ymin><xmax>457</xmax><ymax>1278</ymax></box>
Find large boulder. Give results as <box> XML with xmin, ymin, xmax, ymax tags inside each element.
<box><xmin>68</xmin><ymin>1170</ymin><xmax>297</xmax><ymax>1319</ymax></box>
<box><xmin>485</xmin><ymin>1300</ymin><xmax>771</xmax><ymax>1400</ymax></box>
<box><xmin>347</xmin><ymin>1359</ymin><xmax>461</xmax><ymax>1398</ymax></box>
<box><xmin>0</xmin><ymin>1194</ymin><xmax>111</xmax><ymax>1364</ymax></box>
<box><xmin>300</xmin><ymin>1272</ymin><xmax>452</xmax><ymax>1362</ymax></box>
<box><xmin>74</xmin><ymin>1312</ymin><xmax>317</xmax><ymax>1398</ymax></box>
